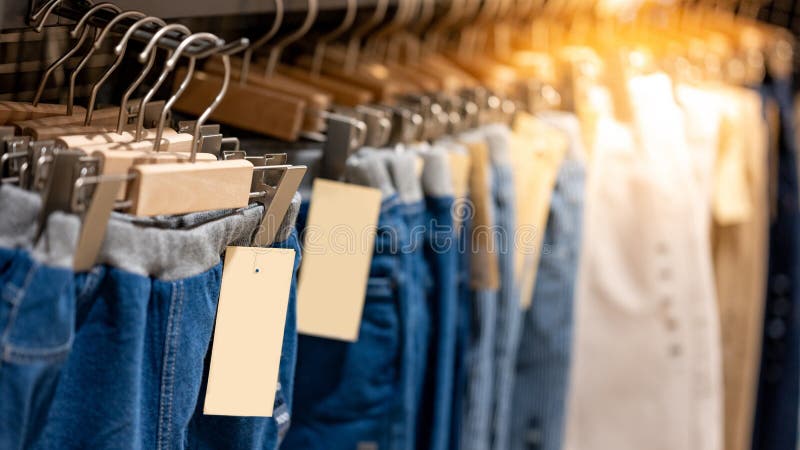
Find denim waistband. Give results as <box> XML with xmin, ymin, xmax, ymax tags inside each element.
<box><xmin>0</xmin><ymin>185</ymin><xmax>274</xmax><ymax>280</ymax></box>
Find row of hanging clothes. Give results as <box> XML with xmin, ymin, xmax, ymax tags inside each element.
<box><xmin>0</xmin><ymin>0</ymin><xmax>799</xmax><ymax>449</ymax></box>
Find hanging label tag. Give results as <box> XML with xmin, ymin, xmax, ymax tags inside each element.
<box><xmin>448</xmin><ymin>151</ymin><xmax>472</xmax><ymax>198</ymax></box>
<box><xmin>448</xmin><ymin>151</ymin><xmax>472</xmax><ymax>233</ymax></box>
<box><xmin>510</xmin><ymin>130</ymin><xmax>566</xmax><ymax>309</ymax></box>
<box><xmin>297</xmin><ymin>179</ymin><xmax>382</xmax><ymax>342</ymax></box>
<box><xmin>204</xmin><ymin>246</ymin><xmax>295</xmax><ymax>417</ymax></box>
<box><xmin>463</xmin><ymin>139</ymin><xmax>500</xmax><ymax>291</ymax></box>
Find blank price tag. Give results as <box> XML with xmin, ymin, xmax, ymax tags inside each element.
<box><xmin>297</xmin><ymin>178</ymin><xmax>383</xmax><ymax>342</ymax></box>
<box><xmin>204</xmin><ymin>246</ymin><xmax>296</xmax><ymax>417</ymax></box>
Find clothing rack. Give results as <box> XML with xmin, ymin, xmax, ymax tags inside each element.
<box><xmin>1</xmin><ymin>0</ymin><xmax>384</xmax><ymax>30</ymax></box>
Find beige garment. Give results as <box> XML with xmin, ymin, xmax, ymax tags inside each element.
<box><xmin>460</xmin><ymin>132</ymin><xmax>501</xmax><ymax>290</ymax></box>
<box><xmin>678</xmin><ymin>84</ymin><xmax>769</xmax><ymax>450</ymax></box>
<box><xmin>565</xmin><ymin>74</ymin><xmax>723</xmax><ymax>450</ymax></box>
<box><xmin>511</xmin><ymin>112</ymin><xmax>568</xmax><ymax>308</ymax></box>
<box><xmin>711</xmin><ymin>87</ymin><xmax>769</xmax><ymax>450</ymax></box>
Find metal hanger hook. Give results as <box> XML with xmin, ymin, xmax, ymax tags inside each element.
<box><xmin>113</xmin><ymin>16</ymin><xmax>169</xmax><ymax>133</ymax></box>
<box><xmin>31</xmin><ymin>0</ymin><xmax>65</xmax><ymax>32</ymax></box>
<box><xmin>310</xmin><ymin>0</ymin><xmax>357</xmax><ymax>76</ymax></box>
<box><xmin>345</xmin><ymin>0</ymin><xmax>390</xmax><ymax>72</ymax></box>
<box><xmin>240</xmin><ymin>0</ymin><xmax>285</xmax><ymax>84</ymax></box>
<box><xmin>83</xmin><ymin>10</ymin><xmax>148</xmax><ymax>126</ymax></box>
<box><xmin>32</xmin><ymin>2</ymin><xmax>122</xmax><ymax>106</ymax></box>
<box><xmin>264</xmin><ymin>0</ymin><xmax>319</xmax><ymax>77</ymax></box>
<box><xmin>153</xmin><ymin>33</ymin><xmax>224</xmax><ymax>151</ymax></box>
<box><xmin>71</xmin><ymin>2</ymin><xmax>122</xmax><ymax>38</ymax></box>
<box><xmin>191</xmin><ymin>53</ymin><xmax>232</xmax><ymax>162</ymax></box>
<box><xmin>134</xmin><ymin>23</ymin><xmax>194</xmax><ymax>141</ymax></box>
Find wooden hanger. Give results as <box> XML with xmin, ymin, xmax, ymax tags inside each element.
<box><xmin>93</xmin><ymin>40</ymin><xmax>255</xmax><ymax>216</ymax></box>
<box><xmin>65</xmin><ymin>33</ymin><xmax>230</xmax><ymax>200</ymax></box>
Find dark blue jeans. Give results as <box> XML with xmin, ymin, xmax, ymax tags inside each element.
<box><xmin>752</xmin><ymin>75</ymin><xmax>800</xmax><ymax>450</ymax></box>
<box><xmin>450</xmin><ymin>212</ymin><xmax>473</xmax><ymax>450</ymax></box>
<box><xmin>283</xmin><ymin>196</ymin><xmax>408</xmax><ymax>450</ymax></box>
<box><xmin>399</xmin><ymin>199</ymin><xmax>433</xmax><ymax>450</ymax></box>
<box><xmin>187</xmin><ymin>229</ymin><xmax>303</xmax><ymax>450</ymax></box>
<box><xmin>416</xmin><ymin>195</ymin><xmax>459</xmax><ymax>450</ymax></box>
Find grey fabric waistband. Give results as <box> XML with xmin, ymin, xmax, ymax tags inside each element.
<box><xmin>482</xmin><ymin>124</ymin><xmax>513</xmax><ymax>168</ymax></box>
<box><xmin>0</xmin><ymin>185</ymin><xmax>295</xmax><ymax>280</ymax></box>
<box><xmin>383</xmin><ymin>150</ymin><xmax>424</xmax><ymax>204</ymax></box>
<box><xmin>99</xmin><ymin>205</ymin><xmax>263</xmax><ymax>280</ymax></box>
<box><xmin>110</xmin><ymin>191</ymin><xmax>301</xmax><ymax>245</ymax></box>
<box><xmin>346</xmin><ymin>149</ymin><xmax>397</xmax><ymax>198</ymax></box>
<box><xmin>418</xmin><ymin>144</ymin><xmax>454</xmax><ymax>198</ymax></box>
<box><xmin>0</xmin><ymin>185</ymin><xmax>41</xmax><ymax>250</ymax></box>
<box><xmin>348</xmin><ymin>147</ymin><xmax>425</xmax><ymax>203</ymax></box>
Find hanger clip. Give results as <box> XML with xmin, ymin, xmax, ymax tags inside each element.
<box><xmin>320</xmin><ymin>112</ymin><xmax>367</xmax><ymax>180</ymax></box>
<box><xmin>250</xmin><ymin>164</ymin><xmax>307</xmax><ymax>247</ymax></box>
<box><xmin>355</xmin><ymin>105</ymin><xmax>393</xmax><ymax>147</ymax></box>
<box><xmin>0</xmin><ymin>135</ymin><xmax>31</xmax><ymax>185</ymax></box>
<box><xmin>35</xmin><ymin>149</ymin><xmax>118</xmax><ymax>271</ymax></box>
<box><xmin>178</xmin><ymin>121</ymin><xmax>224</xmax><ymax>155</ymax></box>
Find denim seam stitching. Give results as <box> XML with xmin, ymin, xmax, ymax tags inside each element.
<box><xmin>157</xmin><ymin>281</ymin><xmax>182</xmax><ymax>450</ymax></box>
<box><xmin>1</xmin><ymin>262</ymin><xmax>39</xmax><ymax>361</ymax></box>
<box><xmin>169</xmin><ymin>281</ymin><xmax>186</xmax><ymax>445</ymax></box>
<box><xmin>3</xmin><ymin>340</ymin><xmax>72</xmax><ymax>362</ymax></box>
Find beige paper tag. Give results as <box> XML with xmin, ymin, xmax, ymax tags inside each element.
<box><xmin>463</xmin><ymin>139</ymin><xmax>500</xmax><ymax>291</ymax></box>
<box><xmin>204</xmin><ymin>246</ymin><xmax>295</xmax><ymax>417</ymax></box>
<box><xmin>448</xmin><ymin>151</ymin><xmax>472</xmax><ymax>232</ymax></box>
<box><xmin>297</xmin><ymin>179</ymin><xmax>383</xmax><ymax>342</ymax></box>
<box><xmin>510</xmin><ymin>129</ymin><xmax>566</xmax><ymax>309</ymax></box>
<box><xmin>448</xmin><ymin>152</ymin><xmax>472</xmax><ymax>199</ymax></box>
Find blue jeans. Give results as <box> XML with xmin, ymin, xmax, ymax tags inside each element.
<box><xmin>0</xmin><ymin>186</ymin><xmax>81</xmax><ymax>450</ymax></box>
<box><xmin>31</xmin><ymin>204</ymin><xmax>263</xmax><ymax>450</ymax></box>
<box><xmin>186</xmin><ymin>229</ymin><xmax>303</xmax><ymax>450</ymax></box>
<box><xmin>753</xmin><ymin>75</ymin><xmax>800</xmax><ymax>450</ymax></box>
<box><xmin>416</xmin><ymin>195</ymin><xmax>459</xmax><ymax>450</ymax></box>
<box><xmin>398</xmin><ymin>199</ymin><xmax>433</xmax><ymax>450</ymax></box>
<box><xmin>450</xmin><ymin>212</ymin><xmax>473</xmax><ymax>450</ymax></box>
<box><xmin>510</xmin><ymin>158</ymin><xmax>585</xmax><ymax>450</ymax></box>
<box><xmin>485</xmin><ymin>126</ymin><xmax>522</xmax><ymax>450</ymax></box>
<box><xmin>0</xmin><ymin>248</ymin><xmax>75</xmax><ymax>450</ymax></box>
<box><xmin>283</xmin><ymin>196</ymin><xmax>408</xmax><ymax>450</ymax></box>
